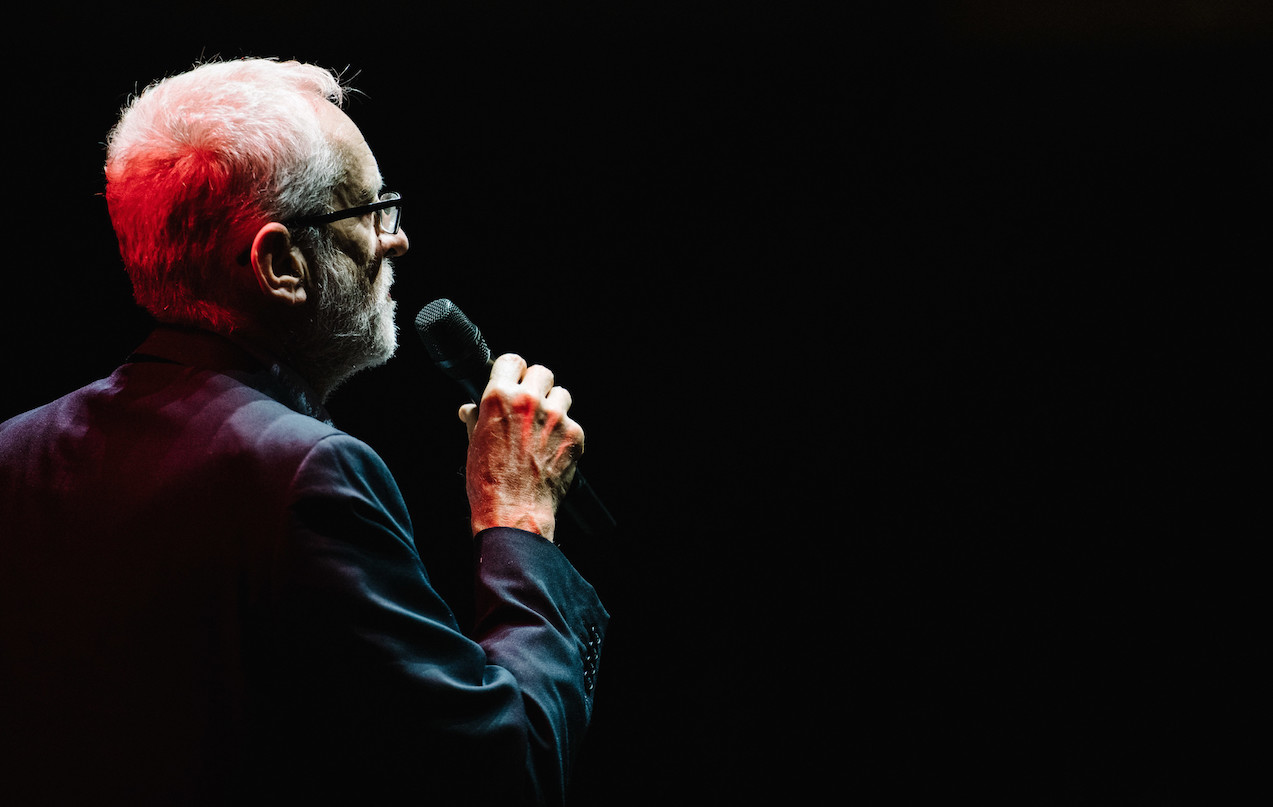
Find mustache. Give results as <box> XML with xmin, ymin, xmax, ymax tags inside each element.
<box><xmin>368</xmin><ymin>255</ymin><xmax>394</xmax><ymax>288</ymax></box>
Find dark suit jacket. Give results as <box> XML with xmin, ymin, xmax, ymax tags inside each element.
<box><xmin>0</xmin><ymin>326</ymin><xmax>608</xmax><ymax>806</ymax></box>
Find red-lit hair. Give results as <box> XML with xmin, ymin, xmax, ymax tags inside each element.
<box><xmin>104</xmin><ymin>58</ymin><xmax>348</xmax><ymax>332</ymax></box>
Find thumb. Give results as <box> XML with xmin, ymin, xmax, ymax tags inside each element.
<box><xmin>457</xmin><ymin>402</ymin><xmax>478</xmax><ymax>440</ymax></box>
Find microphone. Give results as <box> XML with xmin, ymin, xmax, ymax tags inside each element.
<box><xmin>415</xmin><ymin>298</ymin><xmax>616</xmax><ymax>537</ymax></box>
<box><xmin>414</xmin><ymin>298</ymin><xmax>493</xmax><ymax>404</ymax></box>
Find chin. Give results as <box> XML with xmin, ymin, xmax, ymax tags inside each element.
<box><xmin>369</xmin><ymin>296</ymin><xmax>399</xmax><ymax>365</ymax></box>
<box><xmin>304</xmin><ymin>255</ymin><xmax>401</xmax><ymax>397</ymax></box>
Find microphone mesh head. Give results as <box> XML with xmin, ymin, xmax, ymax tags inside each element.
<box><xmin>414</xmin><ymin>298</ymin><xmax>491</xmax><ymax>375</ymax></box>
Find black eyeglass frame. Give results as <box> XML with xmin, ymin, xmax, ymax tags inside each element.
<box><xmin>288</xmin><ymin>192</ymin><xmax>404</xmax><ymax>234</ymax></box>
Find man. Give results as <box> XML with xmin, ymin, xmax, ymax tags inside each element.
<box><xmin>0</xmin><ymin>58</ymin><xmax>607</xmax><ymax>805</ymax></box>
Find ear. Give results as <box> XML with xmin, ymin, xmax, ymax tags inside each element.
<box><xmin>249</xmin><ymin>223</ymin><xmax>309</xmax><ymax>306</ymax></box>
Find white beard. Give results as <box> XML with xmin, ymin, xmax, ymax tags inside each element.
<box><xmin>292</xmin><ymin>245</ymin><xmax>399</xmax><ymax>398</ymax></box>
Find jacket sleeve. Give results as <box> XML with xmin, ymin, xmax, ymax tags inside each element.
<box><xmin>262</xmin><ymin>432</ymin><xmax>608</xmax><ymax>806</ymax></box>
<box><xmin>472</xmin><ymin>527</ymin><xmax>610</xmax><ymax>801</ymax></box>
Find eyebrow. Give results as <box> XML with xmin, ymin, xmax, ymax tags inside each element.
<box><xmin>359</xmin><ymin>180</ymin><xmax>385</xmax><ymax>205</ymax></box>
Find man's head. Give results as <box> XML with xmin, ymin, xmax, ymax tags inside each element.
<box><xmin>105</xmin><ymin>58</ymin><xmax>408</xmax><ymax>396</ymax></box>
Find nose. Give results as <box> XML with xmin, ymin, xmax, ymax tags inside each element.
<box><xmin>381</xmin><ymin>227</ymin><xmax>409</xmax><ymax>258</ymax></box>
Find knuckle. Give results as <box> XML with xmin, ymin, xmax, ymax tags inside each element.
<box><xmin>546</xmin><ymin>387</ymin><xmax>571</xmax><ymax>412</ymax></box>
<box><xmin>530</xmin><ymin>364</ymin><xmax>554</xmax><ymax>385</ymax></box>
<box><xmin>509</xmin><ymin>389</ymin><xmax>540</xmax><ymax>413</ymax></box>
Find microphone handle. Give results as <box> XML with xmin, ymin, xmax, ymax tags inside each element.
<box><xmin>460</xmin><ymin>363</ymin><xmax>616</xmax><ymax>538</ymax></box>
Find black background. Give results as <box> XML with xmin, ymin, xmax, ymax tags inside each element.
<box><xmin>2</xmin><ymin>3</ymin><xmax>1262</xmax><ymax>803</ymax></box>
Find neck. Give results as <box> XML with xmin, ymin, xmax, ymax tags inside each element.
<box><xmin>232</xmin><ymin>317</ymin><xmax>381</xmax><ymax>404</ymax></box>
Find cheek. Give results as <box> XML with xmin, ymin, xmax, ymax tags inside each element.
<box><xmin>333</xmin><ymin>220</ymin><xmax>378</xmax><ymax>267</ymax></box>
<box><xmin>352</xmin><ymin>236</ymin><xmax>378</xmax><ymax>270</ymax></box>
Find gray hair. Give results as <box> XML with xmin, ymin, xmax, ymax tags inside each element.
<box><xmin>105</xmin><ymin>58</ymin><xmax>349</xmax><ymax>332</ymax></box>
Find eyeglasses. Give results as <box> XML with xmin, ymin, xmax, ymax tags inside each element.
<box><xmin>289</xmin><ymin>192</ymin><xmax>404</xmax><ymax>235</ymax></box>
<box><xmin>233</xmin><ymin>192</ymin><xmax>404</xmax><ymax>265</ymax></box>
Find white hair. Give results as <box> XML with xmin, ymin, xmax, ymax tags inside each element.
<box><xmin>105</xmin><ymin>58</ymin><xmax>349</xmax><ymax>332</ymax></box>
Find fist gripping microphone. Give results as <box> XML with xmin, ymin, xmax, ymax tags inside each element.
<box><xmin>415</xmin><ymin>298</ymin><xmax>616</xmax><ymax>537</ymax></box>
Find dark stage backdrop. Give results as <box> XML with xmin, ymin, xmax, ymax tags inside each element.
<box><xmin>3</xmin><ymin>4</ymin><xmax>1261</xmax><ymax>803</ymax></box>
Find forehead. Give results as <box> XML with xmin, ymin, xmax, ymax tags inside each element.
<box><xmin>317</xmin><ymin>101</ymin><xmax>382</xmax><ymax>196</ymax></box>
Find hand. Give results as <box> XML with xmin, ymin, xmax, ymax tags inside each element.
<box><xmin>457</xmin><ymin>353</ymin><xmax>585</xmax><ymax>543</ymax></box>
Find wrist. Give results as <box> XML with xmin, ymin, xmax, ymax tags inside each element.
<box><xmin>470</xmin><ymin>507</ymin><xmax>557</xmax><ymax>543</ymax></box>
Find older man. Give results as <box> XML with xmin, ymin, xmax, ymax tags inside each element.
<box><xmin>0</xmin><ymin>59</ymin><xmax>606</xmax><ymax>805</ymax></box>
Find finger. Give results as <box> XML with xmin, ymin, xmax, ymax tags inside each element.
<box><xmin>545</xmin><ymin>385</ymin><xmax>572</xmax><ymax>412</ymax></box>
<box><xmin>567</xmin><ymin>420</ymin><xmax>585</xmax><ymax>459</ymax></box>
<box><xmin>458</xmin><ymin>402</ymin><xmax>478</xmax><ymax>439</ymax></box>
<box><xmin>488</xmin><ymin>353</ymin><xmax>527</xmax><ymax>385</ymax></box>
<box><xmin>521</xmin><ymin>364</ymin><xmax>555</xmax><ymax>398</ymax></box>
